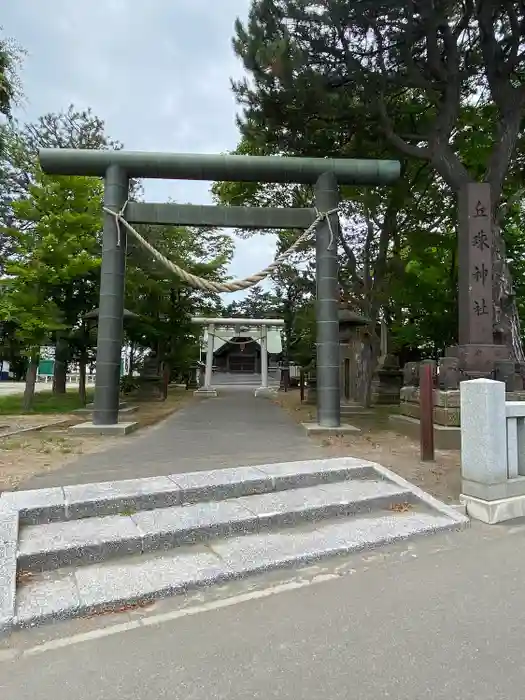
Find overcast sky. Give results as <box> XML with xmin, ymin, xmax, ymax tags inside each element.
<box><xmin>3</xmin><ymin>0</ymin><xmax>275</xmax><ymax>298</ymax></box>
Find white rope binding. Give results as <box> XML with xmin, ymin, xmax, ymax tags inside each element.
<box><xmin>103</xmin><ymin>202</ymin><xmax>339</xmax><ymax>294</ymax></box>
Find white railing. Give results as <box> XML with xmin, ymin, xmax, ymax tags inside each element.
<box><xmin>504</xmin><ymin>401</ymin><xmax>525</xmax><ymax>479</ymax></box>
<box><xmin>37</xmin><ymin>374</ymin><xmax>96</xmax><ymax>384</ymax></box>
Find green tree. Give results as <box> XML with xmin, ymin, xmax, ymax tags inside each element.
<box><xmin>230</xmin><ymin>0</ymin><xmax>525</xmax><ymax>360</ymax></box>
<box><xmin>1</xmin><ymin>168</ymin><xmax>103</xmax><ymax>408</ymax></box>
<box><xmin>0</xmin><ymin>29</ymin><xmax>24</xmax><ymax>118</ymax></box>
<box><xmin>0</xmin><ymin>106</ymin><xmax>127</xmax><ymax>391</ymax></box>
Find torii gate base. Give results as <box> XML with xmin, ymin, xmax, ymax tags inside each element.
<box><xmin>38</xmin><ymin>148</ymin><xmax>400</xmax><ymax>436</ymax></box>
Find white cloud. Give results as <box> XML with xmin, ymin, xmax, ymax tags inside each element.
<box><xmin>3</xmin><ymin>0</ymin><xmax>277</xmax><ymax>300</ymax></box>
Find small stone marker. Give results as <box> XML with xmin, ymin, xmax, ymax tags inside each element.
<box><xmin>460</xmin><ymin>378</ymin><xmax>507</xmax><ymax>486</ymax></box>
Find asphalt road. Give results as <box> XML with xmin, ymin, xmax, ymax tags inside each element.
<box><xmin>0</xmin><ymin>382</ymin><xmax>50</xmax><ymax>397</ymax></box>
<box><xmin>2</xmin><ymin>521</ymin><xmax>525</xmax><ymax>699</ymax></box>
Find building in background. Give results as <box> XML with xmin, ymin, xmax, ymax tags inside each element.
<box><xmin>204</xmin><ymin>325</ymin><xmax>282</xmax><ymax>374</ymax></box>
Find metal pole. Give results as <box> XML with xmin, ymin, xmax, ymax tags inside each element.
<box><xmin>93</xmin><ymin>165</ymin><xmax>129</xmax><ymax>426</ymax></box>
<box><xmin>314</xmin><ymin>172</ymin><xmax>341</xmax><ymax>427</ymax></box>
<box><xmin>260</xmin><ymin>326</ymin><xmax>268</xmax><ymax>388</ymax></box>
<box><xmin>204</xmin><ymin>323</ymin><xmax>215</xmax><ymax>388</ymax></box>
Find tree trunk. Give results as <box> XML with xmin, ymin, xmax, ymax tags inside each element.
<box><xmin>23</xmin><ymin>354</ymin><xmax>39</xmax><ymax>412</ymax></box>
<box><xmin>358</xmin><ymin>334</ymin><xmax>379</xmax><ymax>408</ymax></box>
<box><xmin>78</xmin><ymin>353</ymin><xmax>87</xmax><ymax>406</ymax></box>
<box><xmin>52</xmin><ymin>333</ymin><xmax>69</xmax><ymax>394</ymax></box>
<box><xmin>492</xmin><ymin>219</ymin><xmax>525</xmax><ymax>362</ymax></box>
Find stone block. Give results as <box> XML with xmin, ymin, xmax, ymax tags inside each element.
<box><xmin>171</xmin><ymin>466</ymin><xmax>269</xmax><ymax>504</ymax></box>
<box><xmin>0</xmin><ymin>507</ymin><xmax>17</xmax><ymax>634</ymax></box>
<box><xmin>460</xmin><ymin>379</ymin><xmax>507</xmax><ymax>487</ymax></box>
<box><xmin>460</xmin><ymin>493</ymin><xmax>525</xmax><ymax>524</ymax></box>
<box><xmin>1</xmin><ymin>487</ymin><xmax>66</xmax><ymax>525</ymax></box>
<box><xmin>438</xmin><ymin>357</ymin><xmax>461</xmax><ymax>391</ymax></box>
<box><xmin>460</xmin><ymin>476</ymin><xmax>525</xmax><ymax>501</ymax></box>
<box><xmin>15</xmin><ymin>571</ymin><xmax>81</xmax><ymax>628</ymax></box>
<box><xmin>433</xmin><ymin>406</ymin><xmax>461</xmax><ymax>427</ymax></box>
<box><xmin>17</xmin><ymin>514</ymin><xmax>143</xmax><ymax>573</ymax></box>
<box><xmin>131</xmin><ymin>500</ymin><xmax>257</xmax><ymax>551</ymax></box>
<box><xmin>434</xmin><ymin>390</ymin><xmax>460</xmax><ymax>408</ymax></box>
<box><xmin>70</xmin><ymin>421</ymin><xmax>138</xmax><ymax>436</ymax></box>
<box><xmin>64</xmin><ymin>476</ymin><xmax>181</xmax><ymax>519</ymax></box>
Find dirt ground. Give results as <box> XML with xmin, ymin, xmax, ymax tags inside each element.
<box><xmin>0</xmin><ymin>388</ymin><xmax>194</xmax><ymax>491</ymax></box>
<box><xmin>274</xmin><ymin>391</ymin><xmax>461</xmax><ymax>503</ymax></box>
<box><xmin>0</xmin><ymin>415</ymin><xmax>73</xmax><ymax>438</ymax></box>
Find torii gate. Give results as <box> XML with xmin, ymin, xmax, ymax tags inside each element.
<box><xmin>38</xmin><ymin>148</ymin><xmax>400</xmax><ymax>433</ymax></box>
<box><xmin>191</xmin><ymin>316</ymin><xmax>285</xmax><ymax>397</ymax></box>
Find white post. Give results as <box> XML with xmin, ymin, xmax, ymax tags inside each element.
<box><xmin>260</xmin><ymin>326</ymin><xmax>268</xmax><ymax>388</ymax></box>
<box><xmin>204</xmin><ymin>323</ymin><xmax>214</xmax><ymax>388</ymax></box>
<box><xmin>460</xmin><ymin>378</ymin><xmax>510</xmax><ymax>523</ymax></box>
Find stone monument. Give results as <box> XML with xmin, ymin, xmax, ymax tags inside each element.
<box><xmin>391</xmin><ymin>183</ymin><xmax>525</xmax><ymax>449</ymax></box>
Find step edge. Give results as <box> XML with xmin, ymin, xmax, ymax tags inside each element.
<box><xmin>14</xmin><ymin>513</ymin><xmax>464</xmax><ymax>630</ymax></box>
<box><xmin>16</xmin><ymin>486</ymin><xmax>416</xmax><ymax>574</ymax></box>
<box><xmin>6</xmin><ymin>460</ymin><xmax>379</xmax><ymax>525</ymax></box>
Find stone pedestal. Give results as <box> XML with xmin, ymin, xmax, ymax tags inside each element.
<box><xmin>445</xmin><ymin>343</ymin><xmax>512</xmax><ymax>379</ymax></box>
<box><xmin>390</xmin><ymin>357</ymin><xmax>525</xmax><ymax>450</ymax></box>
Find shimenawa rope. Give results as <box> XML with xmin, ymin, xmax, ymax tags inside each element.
<box><xmin>103</xmin><ymin>201</ymin><xmax>338</xmax><ymax>294</ymax></box>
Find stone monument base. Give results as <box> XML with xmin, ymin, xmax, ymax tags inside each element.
<box><xmin>445</xmin><ymin>343</ymin><xmax>512</xmax><ymax>378</ymax></box>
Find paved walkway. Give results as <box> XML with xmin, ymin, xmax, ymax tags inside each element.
<box><xmin>24</xmin><ymin>389</ymin><xmax>324</xmax><ymax>489</ymax></box>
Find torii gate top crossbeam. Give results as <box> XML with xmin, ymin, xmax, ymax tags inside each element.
<box><xmin>191</xmin><ymin>317</ymin><xmax>285</xmax><ymax>327</ymax></box>
<box><xmin>38</xmin><ymin>149</ymin><xmax>400</xmax><ymax>185</ymax></box>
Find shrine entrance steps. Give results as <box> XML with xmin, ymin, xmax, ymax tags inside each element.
<box><xmin>0</xmin><ymin>457</ymin><xmax>468</xmax><ymax>634</ymax></box>
<box><xmin>210</xmin><ymin>371</ymin><xmax>280</xmax><ymax>388</ymax></box>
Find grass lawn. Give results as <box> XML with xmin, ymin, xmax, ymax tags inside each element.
<box><xmin>0</xmin><ymin>389</ymin><xmax>95</xmax><ymax>415</ymax></box>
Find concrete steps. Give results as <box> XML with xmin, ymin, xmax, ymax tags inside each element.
<box><xmin>212</xmin><ymin>372</ymin><xmax>280</xmax><ymax>387</ymax></box>
<box><xmin>17</xmin><ymin>480</ymin><xmax>415</xmax><ymax>574</ymax></box>
<box><xmin>0</xmin><ymin>458</ymin><xmax>469</xmax><ymax>634</ymax></box>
